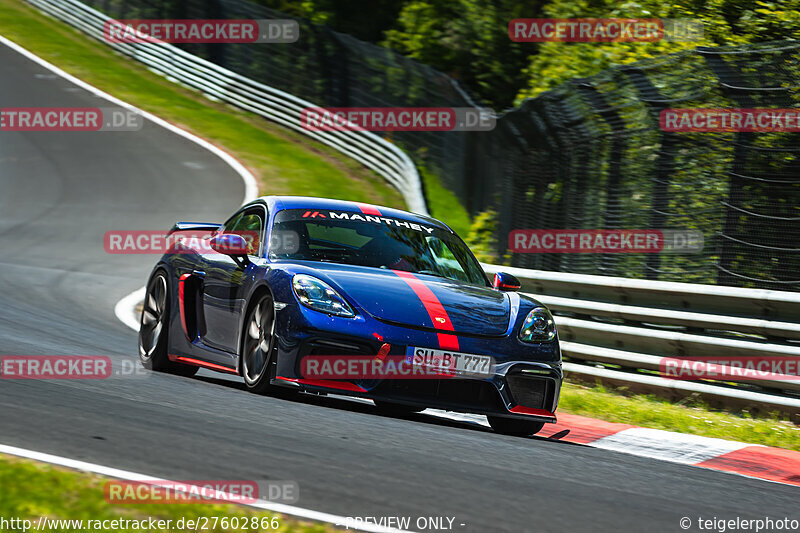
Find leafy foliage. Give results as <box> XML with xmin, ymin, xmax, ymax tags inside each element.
<box><xmin>249</xmin><ymin>0</ymin><xmax>800</xmax><ymax>110</ymax></box>
<box><xmin>517</xmin><ymin>0</ymin><xmax>800</xmax><ymax>102</ymax></box>
<box><xmin>381</xmin><ymin>0</ymin><xmax>538</xmax><ymax>108</ymax></box>
<box><xmin>464</xmin><ymin>210</ymin><xmax>511</xmax><ymax>265</ymax></box>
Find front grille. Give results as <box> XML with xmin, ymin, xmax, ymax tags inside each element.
<box><xmin>305</xmin><ymin>339</ymin><xmax>369</xmax><ymax>357</ymax></box>
<box><xmin>376</xmin><ymin>379</ymin><xmax>505</xmax><ymax>411</ymax></box>
<box><xmin>506</xmin><ymin>374</ymin><xmax>553</xmax><ymax>410</ymax></box>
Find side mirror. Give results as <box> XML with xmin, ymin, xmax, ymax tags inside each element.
<box><xmin>492</xmin><ymin>272</ymin><xmax>521</xmax><ymax>292</ymax></box>
<box><xmin>210</xmin><ymin>233</ymin><xmax>249</xmax><ymax>256</ymax></box>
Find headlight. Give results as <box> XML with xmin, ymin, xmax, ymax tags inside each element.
<box><xmin>519</xmin><ymin>307</ymin><xmax>556</xmax><ymax>343</ymax></box>
<box><xmin>292</xmin><ymin>274</ymin><xmax>356</xmax><ymax>318</ymax></box>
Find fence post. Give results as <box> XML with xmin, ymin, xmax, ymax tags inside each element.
<box><xmin>621</xmin><ymin>66</ymin><xmax>678</xmax><ymax>280</ymax></box>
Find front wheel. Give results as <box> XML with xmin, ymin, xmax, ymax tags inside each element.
<box><xmin>487</xmin><ymin>416</ymin><xmax>545</xmax><ymax>437</ymax></box>
<box><xmin>241</xmin><ymin>293</ymin><xmax>276</xmax><ymax>394</ymax></box>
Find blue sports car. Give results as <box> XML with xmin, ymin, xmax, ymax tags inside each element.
<box><xmin>138</xmin><ymin>196</ymin><xmax>562</xmax><ymax>436</ymax></box>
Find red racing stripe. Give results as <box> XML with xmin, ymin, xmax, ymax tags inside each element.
<box><xmin>355</xmin><ymin>202</ymin><xmax>382</xmax><ymax>216</ymax></box>
<box><xmin>437</xmin><ymin>333</ymin><xmax>460</xmax><ymax>351</ymax></box>
<box><xmin>392</xmin><ymin>270</ymin><xmax>460</xmax><ymax>351</ymax></box>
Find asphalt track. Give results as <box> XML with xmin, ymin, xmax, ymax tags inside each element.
<box><xmin>0</xmin><ymin>40</ymin><xmax>797</xmax><ymax>533</ymax></box>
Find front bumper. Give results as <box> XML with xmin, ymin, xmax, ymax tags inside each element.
<box><xmin>271</xmin><ymin>301</ymin><xmax>562</xmax><ymax>423</ymax></box>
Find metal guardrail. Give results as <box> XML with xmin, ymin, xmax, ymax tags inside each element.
<box><xmin>483</xmin><ymin>264</ymin><xmax>800</xmax><ymax>417</ymax></box>
<box><xmin>29</xmin><ymin>0</ymin><xmax>800</xmax><ymax>417</ymax></box>
<box><xmin>26</xmin><ymin>0</ymin><xmax>429</xmax><ymax>216</ymax></box>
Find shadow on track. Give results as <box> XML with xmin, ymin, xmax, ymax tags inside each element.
<box><xmin>186</xmin><ymin>366</ymin><xmax>584</xmax><ymax>445</ymax></box>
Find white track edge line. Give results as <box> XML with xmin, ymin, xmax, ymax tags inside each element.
<box><xmin>114</xmin><ymin>286</ymin><xmax>145</xmax><ymax>331</ymax></box>
<box><xmin>0</xmin><ymin>444</ymin><xmax>414</xmax><ymax>533</ymax></box>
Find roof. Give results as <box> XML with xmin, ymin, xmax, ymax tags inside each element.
<box><xmin>255</xmin><ymin>195</ymin><xmax>453</xmax><ymax>233</ymax></box>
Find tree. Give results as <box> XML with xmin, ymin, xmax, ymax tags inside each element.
<box><xmin>381</xmin><ymin>0</ymin><xmax>544</xmax><ymax>108</ymax></box>
<box><xmin>516</xmin><ymin>0</ymin><xmax>800</xmax><ymax>103</ymax></box>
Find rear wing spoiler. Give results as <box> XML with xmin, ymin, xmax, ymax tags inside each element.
<box><xmin>167</xmin><ymin>222</ymin><xmax>222</xmax><ymax>236</ymax></box>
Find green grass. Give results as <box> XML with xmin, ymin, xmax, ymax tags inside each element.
<box><xmin>560</xmin><ymin>380</ymin><xmax>800</xmax><ymax>451</ymax></box>
<box><xmin>0</xmin><ymin>455</ymin><xmax>338</xmax><ymax>532</ymax></box>
<box><xmin>0</xmin><ymin>0</ymin><xmax>404</xmax><ymax>209</ymax></box>
<box><xmin>420</xmin><ymin>167</ymin><xmax>471</xmax><ymax>236</ymax></box>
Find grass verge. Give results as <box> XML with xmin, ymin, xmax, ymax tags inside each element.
<box><xmin>419</xmin><ymin>168</ymin><xmax>471</xmax><ymax>236</ymax></box>
<box><xmin>559</xmin><ymin>380</ymin><xmax>800</xmax><ymax>451</ymax></box>
<box><xmin>0</xmin><ymin>454</ymin><xmax>339</xmax><ymax>532</ymax></box>
<box><xmin>0</xmin><ymin>0</ymin><xmax>404</xmax><ymax>209</ymax></box>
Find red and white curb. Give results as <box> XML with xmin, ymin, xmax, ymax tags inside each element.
<box><xmin>425</xmin><ymin>409</ymin><xmax>800</xmax><ymax>488</ymax></box>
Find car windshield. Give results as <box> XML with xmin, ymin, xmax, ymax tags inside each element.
<box><xmin>269</xmin><ymin>208</ymin><xmax>487</xmax><ymax>285</ymax></box>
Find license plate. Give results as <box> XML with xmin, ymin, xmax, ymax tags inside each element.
<box><xmin>406</xmin><ymin>347</ymin><xmax>494</xmax><ymax>377</ymax></box>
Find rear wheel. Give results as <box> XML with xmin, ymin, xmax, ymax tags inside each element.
<box><xmin>138</xmin><ymin>271</ymin><xmax>197</xmax><ymax>376</ymax></box>
<box><xmin>241</xmin><ymin>293</ymin><xmax>276</xmax><ymax>394</ymax></box>
<box><xmin>487</xmin><ymin>416</ymin><xmax>544</xmax><ymax>437</ymax></box>
<box><xmin>373</xmin><ymin>400</ymin><xmax>425</xmax><ymax>415</ymax></box>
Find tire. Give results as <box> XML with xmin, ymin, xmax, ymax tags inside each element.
<box><xmin>138</xmin><ymin>270</ymin><xmax>198</xmax><ymax>377</ymax></box>
<box><xmin>241</xmin><ymin>292</ymin><xmax>277</xmax><ymax>394</ymax></box>
<box><xmin>487</xmin><ymin>416</ymin><xmax>545</xmax><ymax>437</ymax></box>
<box><xmin>373</xmin><ymin>400</ymin><xmax>425</xmax><ymax>415</ymax></box>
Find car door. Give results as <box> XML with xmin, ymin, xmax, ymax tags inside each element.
<box><xmin>200</xmin><ymin>206</ymin><xmax>266</xmax><ymax>354</ymax></box>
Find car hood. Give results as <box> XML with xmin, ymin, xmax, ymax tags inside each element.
<box><xmin>296</xmin><ymin>263</ymin><xmax>512</xmax><ymax>337</ymax></box>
